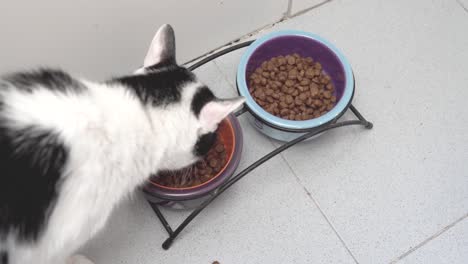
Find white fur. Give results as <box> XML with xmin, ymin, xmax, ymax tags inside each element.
<box><xmin>1</xmin><ymin>78</ymin><xmax>218</xmax><ymax>264</ymax></box>
<box><xmin>2</xmin><ymin>24</ymin><xmax>244</xmax><ymax>264</ymax></box>
<box><xmin>1</xmin><ymin>75</ymin><xmax>245</xmax><ymax>263</ymax></box>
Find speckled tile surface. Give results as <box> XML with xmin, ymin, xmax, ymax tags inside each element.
<box><xmin>83</xmin><ymin>0</ymin><xmax>468</xmax><ymax>263</ymax></box>
<box><xmin>82</xmin><ymin>61</ymin><xmax>355</xmax><ymax>264</ymax></box>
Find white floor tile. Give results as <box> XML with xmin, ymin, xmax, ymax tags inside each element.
<box><xmin>457</xmin><ymin>0</ymin><xmax>468</xmax><ymax>11</ymax></box>
<box><xmin>290</xmin><ymin>0</ymin><xmax>330</xmax><ymax>16</ymax></box>
<box><xmin>214</xmin><ymin>0</ymin><xmax>468</xmax><ymax>263</ymax></box>
<box><xmin>79</xmin><ymin>0</ymin><xmax>468</xmax><ymax>262</ymax></box>
<box><xmin>193</xmin><ymin>61</ymin><xmax>239</xmax><ymax>99</ymax></box>
<box><xmin>398</xmin><ymin>216</ymin><xmax>468</xmax><ymax>264</ymax></box>
<box><xmin>213</xmin><ymin>49</ymin><xmax>246</xmax><ymax>90</ymax></box>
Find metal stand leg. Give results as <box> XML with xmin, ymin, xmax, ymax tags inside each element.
<box><xmin>149</xmin><ymin>202</ymin><xmax>173</xmax><ymax>236</ymax></box>
<box><xmin>148</xmin><ymin>104</ymin><xmax>373</xmax><ymax>250</ymax></box>
<box><xmin>349</xmin><ymin>104</ymin><xmax>373</xmax><ymax>129</ymax></box>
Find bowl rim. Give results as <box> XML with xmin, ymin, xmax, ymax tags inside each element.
<box><xmin>146</xmin><ymin>115</ymin><xmax>237</xmax><ymax>192</ymax></box>
<box><xmin>236</xmin><ymin>30</ymin><xmax>354</xmax><ymax>130</ymax></box>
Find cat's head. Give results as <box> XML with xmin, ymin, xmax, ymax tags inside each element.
<box><xmin>122</xmin><ymin>24</ymin><xmax>244</xmax><ymax>171</ymax></box>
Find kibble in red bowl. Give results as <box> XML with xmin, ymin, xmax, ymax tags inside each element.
<box><xmin>153</xmin><ymin>136</ymin><xmax>228</xmax><ymax>188</ymax></box>
<box><xmin>143</xmin><ymin>114</ymin><xmax>243</xmax><ymax>209</ymax></box>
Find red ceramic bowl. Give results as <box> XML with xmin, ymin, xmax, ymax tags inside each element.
<box><xmin>143</xmin><ymin>114</ymin><xmax>243</xmax><ymax>208</ymax></box>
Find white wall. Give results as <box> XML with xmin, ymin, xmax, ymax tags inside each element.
<box><xmin>0</xmin><ymin>0</ymin><xmax>292</xmax><ymax>80</ymax></box>
<box><xmin>0</xmin><ymin>0</ymin><xmax>328</xmax><ymax>80</ymax></box>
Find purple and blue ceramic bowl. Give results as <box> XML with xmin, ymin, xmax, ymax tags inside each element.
<box><xmin>237</xmin><ymin>30</ymin><xmax>355</xmax><ymax>141</ymax></box>
<box><xmin>143</xmin><ymin>114</ymin><xmax>243</xmax><ymax>209</ymax></box>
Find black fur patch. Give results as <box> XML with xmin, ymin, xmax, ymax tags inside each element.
<box><xmin>0</xmin><ymin>81</ymin><xmax>8</xmax><ymax>90</ymax></box>
<box><xmin>191</xmin><ymin>86</ymin><xmax>215</xmax><ymax>118</ymax></box>
<box><xmin>0</xmin><ymin>251</ymin><xmax>7</xmax><ymax>264</ymax></box>
<box><xmin>0</xmin><ymin>82</ymin><xmax>6</xmax><ymax>111</ymax></box>
<box><xmin>194</xmin><ymin>132</ymin><xmax>217</xmax><ymax>157</ymax></box>
<box><xmin>3</xmin><ymin>68</ymin><xmax>85</xmax><ymax>94</ymax></box>
<box><xmin>113</xmin><ymin>65</ymin><xmax>195</xmax><ymax>106</ymax></box>
<box><xmin>146</xmin><ymin>60</ymin><xmax>175</xmax><ymax>71</ymax></box>
<box><xmin>0</xmin><ymin>125</ymin><xmax>68</xmax><ymax>242</ymax></box>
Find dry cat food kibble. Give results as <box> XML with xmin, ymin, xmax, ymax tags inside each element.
<box><xmin>249</xmin><ymin>53</ymin><xmax>336</xmax><ymax>121</ymax></box>
<box><xmin>154</xmin><ymin>137</ymin><xmax>227</xmax><ymax>188</ymax></box>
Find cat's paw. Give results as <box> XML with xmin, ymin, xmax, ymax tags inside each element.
<box><xmin>67</xmin><ymin>255</ymin><xmax>95</xmax><ymax>264</ymax></box>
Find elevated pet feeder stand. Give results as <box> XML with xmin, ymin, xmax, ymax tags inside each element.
<box><xmin>146</xmin><ymin>40</ymin><xmax>373</xmax><ymax>250</ymax></box>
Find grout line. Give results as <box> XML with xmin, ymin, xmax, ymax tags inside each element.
<box><xmin>276</xmin><ymin>148</ymin><xmax>360</xmax><ymax>264</ymax></box>
<box><xmin>182</xmin><ymin>0</ymin><xmax>333</xmax><ymax>66</ymax></box>
<box><xmin>182</xmin><ymin>20</ymin><xmax>283</xmax><ymax>66</ymax></box>
<box><xmin>390</xmin><ymin>212</ymin><xmax>468</xmax><ymax>263</ymax></box>
<box><xmin>212</xmin><ymin>61</ymin><xmax>237</xmax><ymax>91</ymax></box>
<box><xmin>289</xmin><ymin>0</ymin><xmax>333</xmax><ymax>18</ymax></box>
<box><xmin>285</xmin><ymin>0</ymin><xmax>293</xmax><ymax>18</ymax></box>
<box><xmin>456</xmin><ymin>0</ymin><xmax>468</xmax><ymax>14</ymax></box>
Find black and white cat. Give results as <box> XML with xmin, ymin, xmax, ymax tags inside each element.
<box><xmin>0</xmin><ymin>24</ymin><xmax>244</xmax><ymax>264</ymax></box>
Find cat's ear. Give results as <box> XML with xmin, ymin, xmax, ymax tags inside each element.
<box><xmin>143</xmin><ymin>24</ymin><xmax>176</xmax><ymax>67</ymax></box>
<box><xmin>199</xmin><ymin>97</ymin><xmax>245</xmax><ymax>130</ymax></box>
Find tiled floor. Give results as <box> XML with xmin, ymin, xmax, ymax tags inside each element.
<box><xmin>83</xmin><ymin>0</ymin><xmax>468</xmax><ymax>263</ymax></box>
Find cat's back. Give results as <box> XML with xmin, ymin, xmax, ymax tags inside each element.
<box><xmin>0</xmin><ymin>68</ymin><xmax>167</xmax><ymax>263</ymax></box>
<box><xmin>0</xmin><ymin>69</ymin><xmax>83</xmax><ymax>261</ymax></box>
<box><xmin>0</xmin><ymin>69</ymin><xmax>89</xmax><ymax>129</ymax></box>
<box><xmin>0</xmin><ymin>68</ymin><xmax>154</xmax><ymax>263</ymax></box>
<box><xmin>1</xmin><ymin>68</ymin><xmax>85</xmax><ymax>94</ymax></box>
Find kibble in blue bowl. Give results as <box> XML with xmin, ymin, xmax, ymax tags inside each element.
<box><xmin>237</xmin><ymin>30</ymin><xmax>354</xmax><ymax>141</ymax></box>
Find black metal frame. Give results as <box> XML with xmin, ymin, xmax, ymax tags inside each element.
<box><xmin>146</xmin><ymin>40</ymin><xmax>374</xmax><ymax>250</ymax></box>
